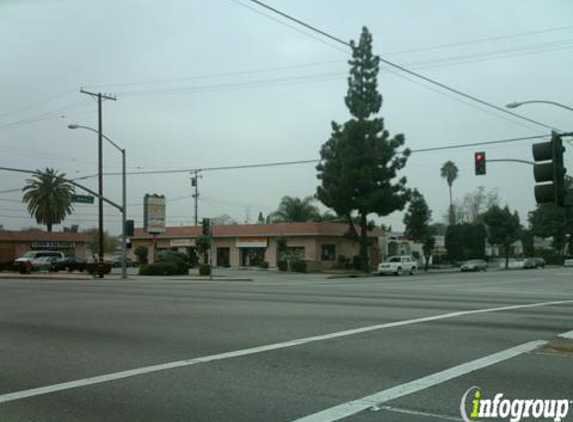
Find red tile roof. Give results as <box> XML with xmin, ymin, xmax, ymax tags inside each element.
<box><xmin>0</xmin><ymin>230</ymin><xmax>89</xmax><ymax>242</ymax></box>
<box><xmin>133</xmin><ymin>222</ymin><xmax>384</xmax><ymax>239</ymax></box>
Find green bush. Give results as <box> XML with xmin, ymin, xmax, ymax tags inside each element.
<box><xmin>158</xmin><ymin>255</ymin><xmax>188</xmax><ymax>275</ymax></box>
<box><xmin>352</xmin><ymin>255</ymin><xmax>361</xmax><ymax>270</ymax></box>
<box><xmin>139</xmin><ymin>262</ymin><xmax>179</xmax><ymax>276</ymax></box>
<box><xmin>0</xmin><ymin>261</ymin><xmax>15</xmax><ymax>272</ymax></box>
<box><xmin>277</xmin><ymin>260</ymin><xmax>288</xmax><ymax>272</ymax></box>
<box><xmin>291</xmin><ymin>260</ymin><xmax>307</xmax><ymax>273</ymax></box>
<box><xmin>199</xmin><ymin>264</ymin><xmax>211</xmax><ymax>276</ymax></box>
<box><xmin>258</xmin><ymin>261</ymin><xmax>269</xmax><ymax>269</ymax></box>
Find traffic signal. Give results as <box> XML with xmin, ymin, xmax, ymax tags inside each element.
<box><xmin>532</xmin><ymin>131</ymin><xmax>566</xmax><ymax>206</ymax></box>
<box><xmin>474</xmin><ymin>151</ymin><xmax>486</xmax><ymax>175</ymax></box>
<box><xmin>125</xmin><ymin>219</ymin><xmax>134</xmax><ymax>237</ymax></box>
<box><xmin>202</xmin><ymin>218</ymin><xmax>211</xmax><ymax>236</ymax></box>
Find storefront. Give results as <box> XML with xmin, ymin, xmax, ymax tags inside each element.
<box><xmin>0</xmin><ymin>230</ymin><xmax>89</xmax><ymax>264</ymax></box>
<box><xmin>131</xmin><ymin>222</ymin><xmax>383</xmax><ymax>270</ymax></box>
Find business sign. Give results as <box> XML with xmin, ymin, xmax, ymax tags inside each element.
<box><xmin>143</xmin><ymin>194</ymin><xmax>166</xmax><ymax>234</ymax></box>
<box><xmin>170</xmin><ymin>238</ymin><xmax>195</xmax><ymax>247</ymax></box>
<box><xmin>71</xmin><ymin>194</ymin><xmax>94</xmax><ymax>204</ymax></box>
<box><xmin>236</xmin><ymin>237</ymin><xmax>267</xmax><ymax>248</ymax></box>
<box><xmin>31</xmin><ymin>241</ymin><xmax>76</xmax><ymax>250</ymax></box>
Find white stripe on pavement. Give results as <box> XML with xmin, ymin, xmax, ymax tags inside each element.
<box><xmin>1</xmin><ymin>300</ymin><xmax>571</xmax><ymax>404</ymax></box>
<box><xmin>558</xmin><ymin>330</ymin><xmax>573</xmax><ymax>339</ymax></box>
<box><xmin>290</xmin><ymin>340</ymin><xmax>546</xmax><ymax>422</ymax></box>
<box><xmin>378</xmin><ymin>405</ymin><xmax>465</xmax><ymax>421</ymax></box>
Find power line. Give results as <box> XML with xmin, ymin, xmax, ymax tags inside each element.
<box><xmin>243</xmin><ymin>0</ymin><xmax>561</xmax><ymax>132</ymax></box>
<box><xmin>0</xmin><ymin>89</ymin><xmax>76</xmax><ymax>120</ymax></box>
<box><xmin>69</xmin><ymin>134</ymin><xmax>549</xmax><ymax>179</ymax></box>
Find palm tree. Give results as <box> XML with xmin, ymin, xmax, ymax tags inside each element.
<box><xmin>269</xmin><ymin>196</ymin><xmax>321</xmax><ymax>223</ymax></box>
<box><xmin>22</xmin><ymin>168</ymin><xmax>75</xmax><ymax>232</ymax></box>
<box><xmin>440</xmin><ymin>161</ymin><xmax>459</xmax><ymax>225</ymax></box>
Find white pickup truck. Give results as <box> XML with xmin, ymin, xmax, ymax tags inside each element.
<box><xmin>378</xmin><ymin>255</ymin><xmax>417</xmax><ymax>276</ymax></box>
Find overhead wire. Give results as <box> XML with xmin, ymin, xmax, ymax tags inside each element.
<box><xmin>242</xmin><ymin>0</ymin><xmax>562</xmax><ymax>133</ymax></box>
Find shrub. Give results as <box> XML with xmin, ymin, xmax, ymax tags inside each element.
<box><xmin>0</xmin><ymin>260</ymin><xmax>15</xmax><ymax>272</ymax></box>
<box><xmin>139</xmin><ymin>262</ymin><xmax>179</xmax><ymax>276</ymax></box>
<box><xmin>258</xmin><ymin>261</ymin><xmax>269</xmax><ymax>269</ymax></box>
<box><xmin>134</xmin><ymin>246</ymin><xmax>149</xmax><ymax>265</ymax></box>
<box><xmin>158</xmin><ymin>255</ymin><xmax>188</xmax><ymax>275</ymax></box>
<box><xmin>291</xmin><ymin>260</ymin><xmax>307</xmax><ymax>273</ymax></box>
<box><xmin>277</xmin><ymin>260</ymin><xmax>288</xmax><ymax>272</ymax></box>
<box><xmin>352</xmin><ymin>255</ymin><xmax>361</xmax><ymax>270</ymax></box>
<box><xmin>199</xmin><ymin>264</ymin><xmax>211</xmax><ymax>276</ymax></box>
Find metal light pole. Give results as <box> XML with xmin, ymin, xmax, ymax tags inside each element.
<box><xmin>506</xmin><ymin>100</ymin><xmax>573</xmax><ymax>112</ymax></box>
<box><xmin>68</xmin><ymin>124</ymin><xmax>128</xmax><ymax>279</ymax></box>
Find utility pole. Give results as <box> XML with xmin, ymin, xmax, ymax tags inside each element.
<box><xmin>80</xmin><ymin>89</ymin><xmax>116</xmax><ymax>266</ymax></box>
<box><xmin>191</xmin><ymin>170</ymin><xmax>201</xmax><ymax>225</ymax></box>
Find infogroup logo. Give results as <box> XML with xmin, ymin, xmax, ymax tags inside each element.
<box><xmin>460</xmin><ymin>386</ymin><xmax>571</xmax><ymax>422</ymax></box>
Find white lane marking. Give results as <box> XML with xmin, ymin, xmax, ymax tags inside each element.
<box><xmin>558</xmin><ymin>330</ymin><xmax>573</xmax><ymax>339</ymax></box>
<box><xmin>290</xmin><ymin>340</ymin><xmax>546</xmax><ymax>422</ymax></box>
<box><xmin>1</xmin><ymin>301</ymin><xmax>570</xmax><ymax>404</ymax></box>
<box><xmin>378</xmin><ymin>405</ymin><xmax>464</xmax><ymax>421</ymax></box>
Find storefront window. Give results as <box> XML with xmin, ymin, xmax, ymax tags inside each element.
<box><xmin>321</xmin><ymin>244</ymin><xmax>336</xmax><ymax>261</ymax></box>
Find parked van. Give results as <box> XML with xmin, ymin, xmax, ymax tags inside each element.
<box><xmin>15</xmin><ymin>250</ymin><xmax>65</xmax><ymax>264</ymax></box>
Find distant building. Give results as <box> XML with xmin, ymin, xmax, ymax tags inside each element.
<box><xmin>0</xmin><ymin>230</ymin><xmax>89</xmax><ymax>264</ymax></box>
<box><xmin>131</xmin><ymin>222</ymin><xmax>384</xmax><ymax>270</ymax></box>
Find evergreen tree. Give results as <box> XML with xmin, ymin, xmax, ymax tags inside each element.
<box><xmin>483</xmin><ymin>205</ymin><xmax>521</xmax><ymax>269</ymax></box>
<box><xmin>403</xmin><ymin>190</ymin><xmax>433</xmax><ymax>271</ymax></box>
<box><xmin>316</xmin><ymin>27</ymin><xmax>410</xmax><ymax>271</ymax></box>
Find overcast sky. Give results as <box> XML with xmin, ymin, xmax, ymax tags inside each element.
<box><xmin>1</xmin><ymin>0</ymin><xmax>572</xmax><ymax>234</ymax></box>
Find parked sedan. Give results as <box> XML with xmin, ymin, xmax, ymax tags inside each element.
<box><xmin>108</xmin><ymin>256</ymin><xmax>137</xmax><ymax>267</ymax></box>
<box><xmin>564</xmin><ymin>256</ymin><xmax>573</xmax><ymax>267</ymax></box>
<box><xmin>522</xmin><ymin>258</ymin><xmax>539</xmax><ymax>269</ymax></box>
<box><xmin>460</xmin><ymin>259</ymin><xmax>488</xmax><ymax>272</ymax></box>
<box><xmin>52</xmin><ymin>256</ymin><xmax>87</xmax><ymax>272</ymax></box>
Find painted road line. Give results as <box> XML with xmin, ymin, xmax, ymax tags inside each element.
<box><xmin>290</xmin><ymin>340</ymin><xmax>546</xmax><ymax>422</ymax></box>
<box><xmin>377</xmin><ymin>405</ymin><xmax>464</xmax><ymax>421</ymax></box>
<box><xmin>558</xmin><ymin>330</ymin><xmax>573</xmax><ymax>339</ymax></box>
<box><xmin>1</xmin><ymin>301</ymin><xmax>571</xmax><ymax>404</ymax></box>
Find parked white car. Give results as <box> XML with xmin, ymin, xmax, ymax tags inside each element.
<box><xmin>378</xmin><ymin>255</ymin><xmax>417</xmax><ymax>276</ymax></box>
<box><xmin>564</xmin><ymin>256</ymin><xmax>573</xmax><ymax>267</ymax></box>
<box><xmin>15</xmin><ymin>250</ymin><xmax>65</xmax><ymax>264</ymax></box>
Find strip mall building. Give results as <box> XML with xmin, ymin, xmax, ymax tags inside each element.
<box><xmin>0</xmin><ymin>230</ymin><xmax>89</xmax><ymax>264</ymax></box>
<box><xmin>131</xmin><ymin>222</ymin><xmax>384</xmax><ymax>270</ymax></box>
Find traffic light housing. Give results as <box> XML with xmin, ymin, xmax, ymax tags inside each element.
<box><xmin>532</xmin><ymin>131</ymin><xmax>566</xmax><ymax>206</ymax></box>
<box><xmin>475</xmin><ymin>151</ymin><xmax>486</xmax><ymax>175</ymax></box>
<box><xmin>125</xmin><ymin>219</ymin><xmax>134</xmax><ymax>237</ymax></box>
<box><xmin>202</xmin><ymin>218</ymin><xmax>211</xmax><ymax>236</ymax></box>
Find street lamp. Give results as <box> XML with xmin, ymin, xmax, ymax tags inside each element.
<box><xmin>506</xmin><ymin>100</ymin><xmax>573</xmax><ymax>112</ymax></box>
<box><xmin>68</xmin><ymin>124</ymin><xmax>128</xmax><ymax>279</ymax></box>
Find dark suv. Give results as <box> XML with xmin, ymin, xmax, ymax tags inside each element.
<box><xmin>52</xmin><ymin>256</ymin><xmax>87</xmax><ymax>272</ymax></box>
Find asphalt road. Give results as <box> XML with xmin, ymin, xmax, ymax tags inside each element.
<box><xmin>0</xmin><ymin>268</ymin><xmax>572</xmax><ymax>422</ymax></box>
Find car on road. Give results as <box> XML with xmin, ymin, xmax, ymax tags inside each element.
<box><xmin>378</xmin><ymin>255</ymin><xmax>417</xmax><ymax>276</ymax></box>
<box><xmin>15</xmin><ymin>250</ymin><xmax>65</xmax><ymax>265</ymax></box>
<box><xmin>108</xmin><ymin>256</ymin><xmax>138</xmax><ymax>268</ymax></box>
<box><xmin>564</xmin><ymin>256</ymin><xmax>573</xmax><ymax>267</ymax></box>
<box><xmin>522</xmin><ymin>257</ymin><xmax>545</xmax><ymax>269</ymax></box>
<box><xmin>460</xmin><ymin>259</ymin><xmax>488</xmax><ymax>272</ymax></box>
<box><xmin>31</xmin><ymin>256</ymin><xmax>61</xmax><ymax>271</ymax></box>
<box><xmin>52</xmin><ymin>256</ymin><xmax>87</xmax><ymax>272</ymax></box>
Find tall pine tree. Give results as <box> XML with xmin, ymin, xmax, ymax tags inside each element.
<box><xmin>316</xmin><ymin>27</ymin><xmax>410</xmax><ymax>271</ymax></box>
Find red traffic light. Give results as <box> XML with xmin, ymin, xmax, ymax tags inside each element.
<box><xmin>474</xmin><ymin>151</ymin><xmax>486</xmax><ymax>175</ymax></box>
